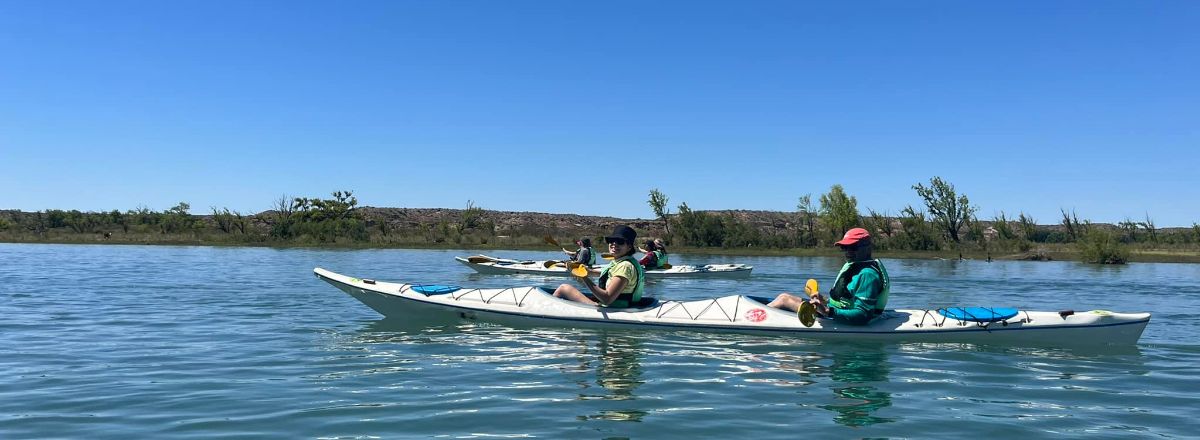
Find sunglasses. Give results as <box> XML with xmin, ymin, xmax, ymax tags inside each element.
<box><xmin>605</xmin><ymin>238</ymin><xmax>628</xmax><ymax>246</ymax></box>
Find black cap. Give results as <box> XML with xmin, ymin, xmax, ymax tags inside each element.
<box><xmin>604</xmin><ymin>225</ymin><xmax>637</xmax><ymax>243</ymax></box>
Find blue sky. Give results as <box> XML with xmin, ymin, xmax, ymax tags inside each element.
<box><xmin>2</xmin><ymin>1</ymin><xmax>1196</xmax><ymax>226</ymax></box>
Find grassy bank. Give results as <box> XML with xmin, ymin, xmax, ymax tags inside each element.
<box><xmin>5</xmin><ymin>233</ymin><xmax>1199</xmax><ymax>264</ymax></box>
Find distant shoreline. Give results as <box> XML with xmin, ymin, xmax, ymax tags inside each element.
<box><xmin>5</xmin><ymin>237</ymin><xmax>1198</xmax><ymax>264</ymax></box>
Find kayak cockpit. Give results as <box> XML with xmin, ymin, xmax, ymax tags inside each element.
<box><xmin>533</xmin><ymin>286</ymin><xmax>662</xmax><ymax>311</ymax></box>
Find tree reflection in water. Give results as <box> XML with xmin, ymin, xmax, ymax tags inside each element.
<box><xmin>573</xmin><ymin>332</ymin><xmax>647</xmax><ymax>422</ymax></box>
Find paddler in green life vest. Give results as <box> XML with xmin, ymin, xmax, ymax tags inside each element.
<box><xmin>563</xmin><ymin>237</ymin><xmax>597</xmax><ymax>268</ymax></box>
<box><xmin>551</xmin><ymin>225</ymin><xmax>646</xmax><ymax>308</ymax></box>
<box><xmin>640</xmin><ymin>238</ymin><xmax>669</xmax><ymax>269</ymax></box>
<box><xmin>769</xmin><ymin>228</ymin><xmax>890</xmax><ymax>325</ymax></box>
<box><xmin>638</xmin><ymin>239</ymin><xmax>669</xmax><ymax>270</ymax></box>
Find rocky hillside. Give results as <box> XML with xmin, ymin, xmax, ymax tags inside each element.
<box><xmin>354</xmin><ymin>207</ymin><xmax>801</xmax><ymax>239</ymax></box>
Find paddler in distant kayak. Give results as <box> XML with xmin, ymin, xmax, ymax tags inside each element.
<box><xmin>563</xmin><ymin>237</ymin><xmax>597</xmax><ymax>268</ymax></box>
<box><xmin>552</xmin><ymin>225</ymin><xmax>646</xmax><ymax>308</ymax></box>
<box><xmin>768</xmin><ymin>228</ymin><xmax>890</xmax><ymax>325</ymax></box>
<box><xmin>638</xmin><ymin>239</ymin><xmax>669</xmax><ymax>270</ymax></box>
<box><xmin>638</xmin><ymin>239</ymin><xmax>661</xmax><ymax>270</ymax></box>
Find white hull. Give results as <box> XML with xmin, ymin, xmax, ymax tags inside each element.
<box><xmin>455</xmin><ymin>255</ymin><xmax>753</xmax><ymax>278</ymax></box>
<box><xmin>315</xmin><ymin>268</ymin><xmax>1150</xmax><ymax>347</ymax></box>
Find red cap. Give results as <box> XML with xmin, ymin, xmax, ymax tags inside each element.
<box><xmin>835</xmin><ymin>228</ymin><xmax>870</xmax><ymax>246</ymax></box>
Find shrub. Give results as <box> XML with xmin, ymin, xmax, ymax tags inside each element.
<box><xmin>1077</xmin><ymin>229</ymin><xmax>1129</xmax><ymax>264</ymax></box>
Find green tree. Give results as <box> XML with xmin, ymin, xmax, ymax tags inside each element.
<box><xmin>674</xmin><ymin>202</ymin><xmax>725</xmax><ymax>247</ymax></box>
<box><xmin>862</xmin><ymin>208</ymin><xmax>894</xmax><ymax>249</ymax></box>
<box><xmin>912</xmin><ymin>177</ymin><xmax>975</xmax><ymax>243</ymax></box>
<box><xmin>212</xmin><ymin>207</ymin><xmax>236</xmax><ymax>233</ymax></box>
<box><xmin>720</xmin><ymin>214</ymin><xmax>759</xmax><ymax>248</ymax></box>
<box><xmin>46</xmin><ymin>209</ymin><xmax>68</xmax><ymax>228</ymax></box>
<box><xmin>64</xmin><ymin>210</ymin><xmax>100</xmax><ymax>233</ymax></box>
<box><xmin>109</xmin><ymin>210</ymin><xmax>130</xmax><ymax>233</ymax></box>
<box><xmin>1139</xmin><ymin>214</ymin><xmax>1158</xmax><ymax>244</ymax></box>
<box><xmin>1118</xmin><ymin>217</ymin><xmax>1140</xmax><ymax>242</ymax></box>
<box><xmin>269</xmin><ymin>194</ymin><xmax>296</xmax><ymax>238</ymax></box>
<box><xmin>965</xmin><ymin>215</ymin><xmax>986</xmax><ymax>243</ymax></box>
<box><xmin>286</xmin><ymin>191</ymin><xmax>367</xmax><ymax>242</ymax></box>
<box><xmin>160</xmin><ymin>202</ymin><xmax>194</xmax><ymax>234</ymax></box>
<box><xmin>1060</xmin><ymin>208</ymin><xmax>1085</xmax><ymax>242</ymax></box>
<box><xmin>231</xmin><ymin>211</ymin><xmax>247</xmax><ymax>234</ymax></box>
<box><xmin>648</xmin><ymin>189</ymin><xmax>671</xmax><ymax>235</ymax></box>
<box><xmin>128</xmin><ymin>206</ymin><xmax>160</xmax><ymax>229</ymax></box>
<box><xmin>895</xmin><ymin>205</ymin><xmax>940</xmax><ymax>251</ymax></box>
<box><xmin>1017</xmin><ymin>212</ymin><xmax>1038</xmax><ymax>240</ymax></box>
<box><xmin>819</xmin><ymin>185</ymin><xmax>859</xmax><ymax>241</ymax></box>
<box><xmin>293</xmin><ymin>190</ymin><xmax>358</xmax><ymax>223</ymax></box>
<box><xmin>1078</xmin><ymin>228</ymin><xmax>1129</xmax><ymax>264</ymax></box>
<box><xmin>992</xmin><ymin>212</ymin><xmax>1015</xmax><ymax>240</ymax></box>
<box><xmin>459</xmin><ymin>200</ymin><xmax>485</xmax><ymax>233</ymax></box>
<box><xmin>796</xmin><ymin>194</ymin><xmax>817</xmax><ymax>247</ymax></box>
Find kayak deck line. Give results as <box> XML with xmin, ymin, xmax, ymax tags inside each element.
<box><xmin>314</xmin><ymin>267</ymin><xmax>1150</xmax><ymax>345</ymax></box>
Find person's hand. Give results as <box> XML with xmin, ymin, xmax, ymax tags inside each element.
<box><xmin>810</xmin><ymin>296</ymin><xmax>831</xmax><ymax>316</ymax></box>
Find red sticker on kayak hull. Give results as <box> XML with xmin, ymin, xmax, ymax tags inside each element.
<box><xmin>745</xmin><ymin>308</ymin><xmax>768</xmax><ymax>322</ymax></box>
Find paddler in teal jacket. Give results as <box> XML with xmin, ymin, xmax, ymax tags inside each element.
<box><xmin>769</xmin><ymin>228</ymin><xmax>890</xmax><ymax>325</ymax></box>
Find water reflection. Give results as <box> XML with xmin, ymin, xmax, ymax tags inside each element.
<box><xmin>573</xmin><ymin>332</ymin><xmax>647</xmax><ymax>422</ymax></box>
<box><xmin>816</xmin><ymin>346</ymin><xmax>894</xmax><ymax>427</ymax></box>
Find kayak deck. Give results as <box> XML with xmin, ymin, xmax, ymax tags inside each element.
<box><xmin>314</xmin><ymin>267</ymin><xmax>1150</xmax><ymax>347</ymax></box>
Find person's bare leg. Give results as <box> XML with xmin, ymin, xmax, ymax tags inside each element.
<box><xmin>552</xmin><ymin>283</ymin><xmax>599</xmax><ymax>306</ymax></box>
<box><xmin>767</xmin><ymin>292</ymin><xmax>804</xmax><ymax>312</ymax></box>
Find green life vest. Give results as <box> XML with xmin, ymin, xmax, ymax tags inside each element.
<box><xmin>598</xmin><ymin>255</ymin><xmax>645</xmax><ymax>307</ymax></box>
<box><xmin>653</xmin><ymin>250</ymin><xmax>668</xmax><ymax>268</ymax></box>
<box><xmin>828</xmin><ymin>259</ymin><xmax>890</xmax><ymax>313</ymax></box>
<box><xmin>584</xmin><ymin>247</ymin><xmax>596</xmax><ymax>266</ymax></box>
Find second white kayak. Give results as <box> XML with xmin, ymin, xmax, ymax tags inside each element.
<box><xmin>456</xmin><ymin>254</ymin><xmax>753</xmax><ymax>278</ymax></box>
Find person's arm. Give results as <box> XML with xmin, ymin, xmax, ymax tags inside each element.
<box><xmin>582</xmin><ymin>276</ymin><xmax>627</xmax><ymax>305</ymax></box>
<box><xmin>825</xmin><ymin>270</ymin><xmax>882</xmax><ymax>325</ymax></box>
<box><xmin>580</xmin><ymin>262</ymin><xmax>631</xmax><ymax>305</ymax></box>
<box><xmin>563</xmin><ymin>248</ymin><xmax>577</xmax><ymax>257</ymax></box>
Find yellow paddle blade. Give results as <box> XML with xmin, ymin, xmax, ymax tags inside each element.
<box><xmin>798</xmin><ymin>301</ymin><xmax>816</xmax><ymax>327</ymax></box>
<box><xmin>804</xmin><ymin>278</ymin><xmax>819</xmax><ymax>298</ymax></box>
<box><xmin>601</xmin><ymin>253</ymin><xmax>615</xmax><ymax>260</ymax></box>
<box><xmin>542</xmin><ymin>260</ymin><xmax>562</xmax><ymax>268</ymax></box>
<box><xmin>568</xmin><ymin>262</ymin><xmax>589</xmax><ymax>277</ymax></box>
<box><xmin>661</xmin><ymin>263</ymin><xmax>672</xmax><ymax>269</ymax></box>
<box><xmin>543</xmin><ymin>235</ymin><xmax>561</xmax><ymax>248</ymax></box>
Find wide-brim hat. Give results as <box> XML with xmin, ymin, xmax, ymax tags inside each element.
<box><xmin>604</xmin><ymin>225</ymin><xmax>637</xmax><ymax>243</ymax></box>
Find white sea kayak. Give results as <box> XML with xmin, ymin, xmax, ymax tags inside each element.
<box><xmin>314</xmin><ymin>268</ymin><xmax>1150</xmax><ymax>347</ymax></box>
<box><xmin>455</xmin><ymin>254</ymin><xmax>753</xmax><ymax>278</ymax></box>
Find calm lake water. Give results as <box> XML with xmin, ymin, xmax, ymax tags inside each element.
<box><xmin>2</xmin><ymin>243</ymin><xmax>1199</xmax><ymax>438</ymax></box>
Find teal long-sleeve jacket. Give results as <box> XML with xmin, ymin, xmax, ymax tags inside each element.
<box><xmin>826</xmin><ymin>266</ymin><xmax>887</xmax><ymax>325</ymax></box>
